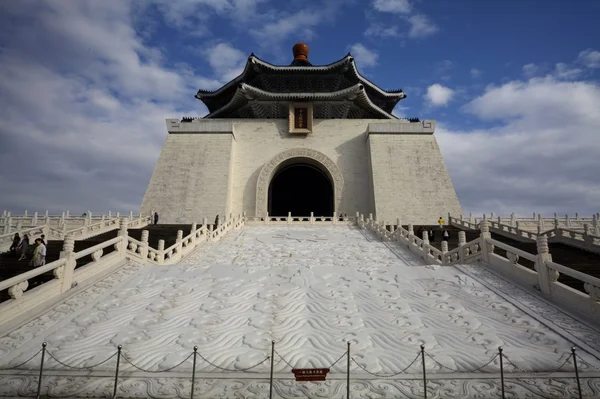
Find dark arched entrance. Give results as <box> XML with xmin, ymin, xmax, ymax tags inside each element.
<box><xmin>268</xmin><ymin>163</ymin><xmax>334</xmax><ymax>216</ymax></box>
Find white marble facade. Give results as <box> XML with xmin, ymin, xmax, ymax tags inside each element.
<box><xmin>2</xmin><ymin>225</ymin><xmax>599</xmax><ymax>398</ymax></box>
<box><xmin>140</xmin><ymin>118</ymin><xmax>462</xmax><ymax>225</ymax></box>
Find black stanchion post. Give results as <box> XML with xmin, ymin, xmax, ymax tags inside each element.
<box><xmin>498</xmin><ymin>346</ymin><xmax>505</xmax><ymax>399</ymax></box>
<box><xmin>113</xmin><ymin>345</ymin><xmax>122</xmax><ymax>399</ymax></box>
<box><xmin>269</xmin><ymin>340</ymin><xmax>275</xmax><ymax>399</ymax></box>
<box><xmin>572</xmin><ymin>346</ymin><xmax>582</xmax><ymax>399</ymax></box>
<box><xmin>191</xmin><ymin>346</ymin><xmax>198</xmax><ymax>399</ymax></box>
<box><xmin>347</xmin><ymin>342</ymin><xmax>351</xmax><ymax>399</ymax></box>
<box><xmin>36</xmin><ymin>342</ymin><xmax>47</xmax><ymax>399</ymax></box>
<box><xmin>420</xmin><ymin>344</ymin><xmax>427</xmax><ymax>399</ymax></box>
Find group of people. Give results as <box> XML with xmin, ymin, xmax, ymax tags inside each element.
<box><xmin>9</xmin><ymin>233</ymin><xmax>47</xmax><ymax>267</ymax></box>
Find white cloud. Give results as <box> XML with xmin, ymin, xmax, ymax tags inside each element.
<box><xmin>554</xmin><ymin>63</ymin><xmax>583</xmax><ymax>80</ymax></box>
<box><xmin>364</xmin><ymin>23</ymin><xmax>400</xmax><ymax>38</ymax></box>
<box><xmin>408</xmin><ymin>14</ymin><xmax>438</xmax><ymax>38</ymax></box>
<box><xmin>522</xmin><ymin>63</ymin><xmax>538</xmax><ymax>78</ymax></box>
<box><xmin>470</xmin><ymin>68</ymin><xmax>482</xmax><ymax>78</ymax></box>
<box><xmin>349</xmin><ymin>43</ymin><xmax>379</xmax><ymax>68</ymax></box>
<box><xmin>0</xmin><ymin>0</ymin><xmax>203</xmax><ymax>214</ymax></box>
<box><xmin>372</xmin><ymin>0</ymin><xmax>412</xmax><ymax>13</ymax></box>
<box><xmin>577</xmin><ymin>48</ymin><xmax>600</xmax><ymax>68</ymax></box>
<box><xmin>437</xmin><ymin>76</ymin><xmax>600</xmax><ymax>215</ymax></box>
<box><xmin>425</xmin><ymin>84</ymin><xmax>454</xmax><ymax>106</ymax></box>
<box><xmin>204</xmin><ymin>42</ymin><xmax>246</xmax><ymax>82</ymax></box>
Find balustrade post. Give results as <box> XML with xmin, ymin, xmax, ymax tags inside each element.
<box><xmin>554</xmin><ymin>216</ymin><xmax>559</xmax><ymax>229</ymax></box>
<box><xmin>176</xmin><ymin>230</ymin><xmax>183</xmax><ymax>243</ymax></box>
<box><xmin>203</xmin><ymin>217</ymin><xmax>208</xmax><ymax>228</ymax></box>
<box><xmin>565</xmin><ymin>214</ymin><xmax>571</xmax><ymax>227</ymax></box>
<box><xmin>532</xmin><ymin>212</ymin><xmax>535</xmax><ymax>219</ymax></box>
<box><xmin>458</xmin><ymin>231</ymin><xmax>466</xmax><ymax>262</ymax></box>
<box><xmin>497</xmin><ymin>216</ymin><xmax>501</xmax><ymax>226</ymax></box>
<box><xmin>593</xmin><ymin>214</ymin><xmax>599</xmax><ymax>236</ymax></box>
<box><xmin>534</xmin><ymin>235</ymin><xmax>556</xmax><ymax>296</ymax></box>
<box><xmin>515</xmin><ymin>220</ymin><xmax>520</xmax><ymax>232</ymax></box>
<box><xmin>510</xmin><ymin>212</ymin><xmax>516</xmax><ymax>227</ymax></box>
<box><xmin>421</xmin><ymin>231</ymin><xmax>430</xmax><ymax>261</ymax></box>
<box><xmin>116</xmin><ymin>212</ymin><xmax>120</xmax><ymax>218</ymax></box>
<box><xmin>190</xmin><ymin>223</ymin><xmax>197</xmax><ymax>244</ymax></box>
<box><xmin>33</xmin><ymin>212</ymin><xmax>38</xmax><ymax>226</ymax></box>
<box><xmin>141</xmin><ymin>230</ymin><xmax>149</xmax><ymax>260</ymax></box>
<box><xmin>265</xmin><ymin>212</ymin><xmax>269</xmax><ymax>225</ymax></box>
<box><xmin>480</xmin><ymin>220</ymin><xmax>492</xmax><ymax>263</ymax></box>
<box><xmin>583</xmin><ymin>224</ymin><xmax>592</xmax><ymax>246</ymax></box>
<box><xmin>310</xmin><ymin>212</ymin><xmax>314</xmax><ymax>224</ymax></box>
<box><xmin>4</xmin><ymin>216</ymin><xmax>11</xmax><ymax>234</ymax></box>
<box><xmin>24</xmin><ymin>210</ymin><xmax>28</xmax><ymax>217</ymax></box>
<box><xmin>407</xmin><ymin>224</ymin><xmax>414</xmax><ymax>249</ymax></box>
<box><xmin>441</xmin><ymin>240</ymin><xmax>448</xmax><ymax>265</ymax></box>
<box><xmin>288</xmin><ymin>212</ymin><xmax>292</xmax><ymax>225</ymax></box>
<box><xmin>157</xmin><ymin>240</ymin><xmax>165</xmax><ymax>264</ymax></box>
<box><xmin>490</xmin><ymin>212</ymin><xmax>494</xmax><ymax>219</ymax></box>
<box><xmin>242</xmin><ymin>211</ymin><xmax>247</xmax><ymax>221</ymax></box>
<box><xmin>129</xmin><ymin>211</ymin><xmax>133</xmax><ymax>222</ymax></box>
<box><xmin>16</xmin><ymin>220</ymin><xmax>22</xmax><ymax>232</ymax></box>
<box><xmin>469</xmin><ymin>213</ymin><xmax>474</xmax><ymax>224</ymax></box>
<box><xmin>108</xmin><ymin>211</ymin><xmax>112</xmax><ymax>218</ymax></box>
<box><xmin>538</xmin><ymin>214</ymin><xmax>544</xmax><ymax>231</ymax></box>
<box><xmin>59</xmin><ymin>234</ymin><xmax>76</xmax><ymax>293</ymax></box>
<box><xmin>333</xmin><ymin>210</ymin><xmax>338</xmax><ymax>225</ymax></box>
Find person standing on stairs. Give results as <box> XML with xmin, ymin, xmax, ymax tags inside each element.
<box><xmin>30</xmin><ymin>238</ymin><xmax>46</xmax><ymax>267</ymax></box>
<box><xmin>10</xmin><ymin>233</ymin><xmax>20</xmax><ymax>256</ymax></box>
<box><xmin>438</xmin><ymin>216</ymin><xmax>445</xmax><ymax>229</ymax></box>
<box><xmin>154</xmin><ymin>212</ymin><xmax>159</xmax><ymax>225</ymax></box>
<box><xmin>17</xmin><ymin>234</ymin><xmax>30</xmax><ymax>261</ymax></box>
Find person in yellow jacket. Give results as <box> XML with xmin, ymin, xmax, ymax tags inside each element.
<box><xmin>438</xmin><ymin>216</ymin><xmax>445</xmax><ymax>229</ymax></box>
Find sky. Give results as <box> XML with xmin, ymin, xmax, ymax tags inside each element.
<box><xmin>0</xmin><ymin>0</ymin><xmax>599</xmax><ymax>218</ymax></box>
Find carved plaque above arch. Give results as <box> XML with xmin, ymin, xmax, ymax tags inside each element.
<box><xmin>255</xmin><ymin>148</ymin><xmax>344</xmax><ymax>217</ymax></box>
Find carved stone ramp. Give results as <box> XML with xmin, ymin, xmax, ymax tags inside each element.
<box><xmin>1</xmin><ymin>226</ymin><xmax>599</xmax><ymax>398</ymax></box>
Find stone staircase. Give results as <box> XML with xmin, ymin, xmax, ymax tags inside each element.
<box><xmin>0</xmin><ymin>224</ymin><xmax>199</xmax><ymax>303</ymax></box>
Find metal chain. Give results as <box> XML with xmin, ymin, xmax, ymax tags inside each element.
<box><xmin>274</xmin><ymin>349</ymin><xmax>295</xmax><ymax>369</ymax></box>
<box><xmin>329</xmin><ymin>351</ymin><xmax>348</xmax><ymax>370</ymax></box>
<box><xmin>121</xmin><ymin>352</ymin><xmax>193</xmax><ymax>373</ymax></box>
<box><xmin>503</xmin><ymin>354</ymin><xmax>572</xmax><ymax>376</ymax></box>
<box><xmin>350</xmin><ymin>352</ymin><xmax>421</xmax><ymax>378</ymax></box>
<box><xmin>0</xmin><ymin>348</ymin><xmax>42</xmax><ymax>370</ymax></box>
<box><xmin>195</xmin><ymin>352</ymin><xmax>270</xmax><ymax>372</ymax></box>
<box><xmin>576</xmin><ymin>354</ymin><xmax>600</xmax><ymax>370</ymax></box>
<box><xmin>425</xmin><ymin>352</ymin><xmax>499</xmax><ymax>373</ymax></box>
<box><xmin>45</xmin><ymin>350</ymin><xmax>118</xmax><ymax>370</ymax></box>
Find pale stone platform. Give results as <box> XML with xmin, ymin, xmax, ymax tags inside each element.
<box><xmin>1</xmin><ymin>226</ymin><xmax>600</xmax><ymax>398</ymax></box>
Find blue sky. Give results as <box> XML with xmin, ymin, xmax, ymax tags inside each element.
<box><xmin>1</xmin><ymin>0</ymin><xmax>599</xmax><ymax>217</ymax></box>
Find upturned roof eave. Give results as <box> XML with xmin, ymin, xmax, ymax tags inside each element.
<box><xmin>204</xmin><ymin>83</ymin><xmax>396</xmax><ymax>119</ymax></box>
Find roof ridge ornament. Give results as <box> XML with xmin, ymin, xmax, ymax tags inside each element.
<box><xmin>291</xmin><ymin>43</ymin><xmax>312</xmax><ymax>66</ymax></box>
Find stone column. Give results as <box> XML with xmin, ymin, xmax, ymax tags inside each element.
<box><xmin>176</xmin><ymin>230</ymin><xmax>183</xmax><ymax>243</ymax></box>
<box><xmin>119</xmin><ymin>218</ymin><xmax>129</xmax><ymax>238</ymax></box>
<box><xmin>58</xmin><ymin>234</ymin><xmax>76</xmax><ymax>293</ymax></box>
<box><xmin>141</xmin><ymin>230</ymin><xmax>149</xmax><ymax>260</ymax></box>
<box><xmin>157</xmin><ymin>239</ymin><xmax>165</xmax><ymax>264</ymax></box>
<box><xmin>480</xmin><ymin>220</ymin><xmax>493</xmax><ymax>263</ymax></box>
<box><xmin>535</xmin><ymin>235</ymin><xmax>557</xmax><ymax>296</ymax></box>
<box><xmin>458</xmin><ymin>231</ymin><xmax>466</xmax><ymax>262</ymax></box>
<box><xmin>441</xmin><ymin>240</ymin><xmax>449</xmax><ymax>265</ymax></box>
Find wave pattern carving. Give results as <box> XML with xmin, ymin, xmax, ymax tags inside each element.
<box><xmin>1</xmin><ymin>226</ymin><xmax>600</xmax><ymax>398</ymax></box>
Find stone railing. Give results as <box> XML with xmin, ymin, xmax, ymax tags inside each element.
<box><xmin>358</xmin><ymin>214</ymin><xmax>600</xmax><ymax>323</ymax></box>
<box><xmin>453</xmin><ymin>212</ymin><xmax>598</xmax><ymax>233</ymax></box>
<box><xmin>0</xmin><ymin>214</ymin><xmax>245</xmax><ymax>327</ymax></box>
<box><xmin>245</xmin><ymin>211</ymin><xmax>355</xmax><ymax>225</ymax></box>
<box><xmin>0</xmin><ymin>210</ymin><xmax>147</xmax><ymax>234</ymax></box>
<box><xmin>449</xmin><ymin>216</ymin><xmax>600</xmax><ymax>255</ymax></box>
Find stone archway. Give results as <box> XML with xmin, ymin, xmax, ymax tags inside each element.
<box><xmin>255</xmin><ymin>148</ymin><xmax>344</xmax><ymax>217</ymax></box>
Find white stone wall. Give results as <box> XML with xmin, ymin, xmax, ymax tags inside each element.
<box><xmin>140</xmin><ymin>132</ymin><xmax>234</xmax><ymax>223</ymax></box>
<box><xmin>368</xmin><ymin>132</ymin><xmax>462</xmax><ymax>224</ymax></box>
<box><xmin>141</xmin><ymin>118</ymin><xmax>462</xmax><ymax>224</ymax></box>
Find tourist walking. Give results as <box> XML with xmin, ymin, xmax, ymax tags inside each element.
<box><xmin>9</xmin><ymin>233</ymin><xmax>20</xmax><ymax>255</ymax></box>
<box><xmin>29</xmin><ymin>238</ymin><xmax>46</xmax><ymax>267</ymax></box>
<box><xmin>154</xmin><ymin>212</ymin><xmax>159</xmax><ymax>225</ymax></box>
<box><xmin>17</xmin><ymin>234</ymin><xmax>30</xmax><ymax>261</ymax></box>
<box><xmin>41</xmin><ymin>234</ymin><xmax>48</xmax><ymax>246</ymax></box>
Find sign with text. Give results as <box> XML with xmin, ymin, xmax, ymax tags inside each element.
<box><xmin>292</xmin><ymin>368</ymin><xmax>330</xmax><ymax>381</ymax></box>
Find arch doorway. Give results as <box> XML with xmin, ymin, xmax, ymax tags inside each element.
<box><xmin>268</xmin><ymin>162</ymin><xmax>334</xmax><ymax>217</ymax></box>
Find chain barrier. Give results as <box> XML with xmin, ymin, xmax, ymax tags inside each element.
<box><xmin>195</xmin><ymin>352</ymin><xmax>270</xmax><ymax>372</ymax></box>
<box><xmin>0</xmin><ymin>348</ymin><xmax>42</xmax><ymax>371</ymax></box>
<box><xmin>503</xmin><ymin>354</ymin><xmax>573</xmax><ymax>376</ymax></box>
<box><xmin>273</xmin><ymin>349</ymin><xmax>296</xmax><ymax>369</ymax></box>
<box><xmin>425</xmin><ymin>352</ymin><xmax>500</xmax><ymax>373</ymax></box>
<box><xmin>121</xmin><ymin>352</ymin><xmax>194</xmax><ymax>373</ymax></box>
<box><xmin>351</xmin><ymin>352</ymin><xmax>421</xmax><ymax>378</ymax></box>
<box><xmin>46</xmin><ymin>350</ymin><xmax>118</xmax><ymax>370</ymax></box>
<box><xmin>576</xmin><ymin>354</ymin><xmax>600</xmax><ymax>370</ymax></box>
<box><xmin>329</xmin><ymin>350</ymin><xmax>348</xmax><ymax>370</ymax></box>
